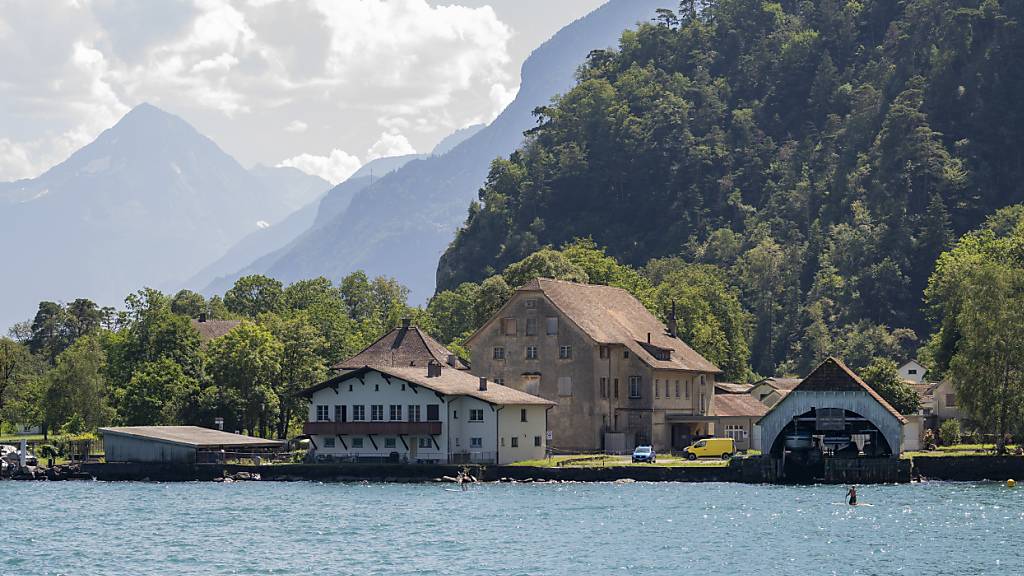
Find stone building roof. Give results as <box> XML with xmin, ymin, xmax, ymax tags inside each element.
<box><xmin>333</xmin><ymin>323</ymin><xmax>469</xmax><ymax>371</ymax></box>
<box><xmin>503</xmin><ymin>278</ymin><xmax>720</xmax><ymax>373</ymax></box>
<box><xmin>299</xmin><ymin>364</ymin><xmax>555</xmax><ymax>407</ymax></box>
<box><xmin>790</xmin><ymin>357</ymin><xmax>908</xmax><ymax>424</ymax></box>
<box><xmin>190</xmin><ymin>318</ymin><xmax>241</xmax><ymax>342</ymax></box>
<box><xmin>714</xmin><ymin>393</ymin><xmax>769</xmax><ymax>418</ymax></box>
<box><xmin>756</xmin><ymin>377</ymin><xmax>803</xmax><ymax>391</ymax></box>
<box><xmin>715</xmin><ymin>382</ymin><xmax>754</xmax><ymax>394</ymax></box>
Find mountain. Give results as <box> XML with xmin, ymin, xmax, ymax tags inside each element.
<box><xmin>196</xmin><ymin>153</ymin><xmax>426</xmax><ymax>295</ymax></box>
<box><xmin>226</xmin><ymin>0</ymin><xmax>665</xmax><ymax>304</ymax></box>
<box><xmin>180</xmin><ymin>165</ymin><xmax>330</xmax><ymax>292</ymax></box>
<box><xmin>431</xmin><ymin>124</ymin><xmax>485</xmax><ymax>156</ymax></box>
<box><xmin>435</xmin><ymin>0</ymin><xmax>1024</xmax><ymax>375</ymax></box>
<box><xmin>0</xmin><ymin>103</ymin><xmax>323</xmax><ymax>329</ymax></box>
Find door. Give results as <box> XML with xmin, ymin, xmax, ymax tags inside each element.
<box><xmin>341</xmin><ymin>405</ymin><xmax>348</xmax><ymax>423</ymax></box>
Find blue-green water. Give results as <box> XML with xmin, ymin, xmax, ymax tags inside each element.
<box><xmin>3</xmin><ymin>481</ymin><xmax>1023</xmax><ymax>575</ymax></box>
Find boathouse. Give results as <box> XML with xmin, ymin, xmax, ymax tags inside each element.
<box><xmin>758</xmin><ymin>358</ymin><xmax>907</xmax><ymax>480</ymax></box>
<box><xmin>99</xmin><ymin>426</ymin><xmax>285</xmax><ymax>464</ymax></box>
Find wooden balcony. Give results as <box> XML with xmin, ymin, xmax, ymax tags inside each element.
<box><xmin>303</xmin><ymin>421</ymin><xmax>442</xmax><ymax>435</ymax></box>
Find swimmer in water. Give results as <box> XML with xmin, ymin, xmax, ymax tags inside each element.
<box><xmin>847</xmin><ymin>485</ymin><xmax>857</xmax><ymax>506</ymax></box>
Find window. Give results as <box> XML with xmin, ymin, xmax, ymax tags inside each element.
<box><xmin>520</xmin><ymin>408</ymin><xmax>528</xmax><ymax>422</ymax></box>
<box><xmin>908</xmin><ymin>369</ymin><xmax>918</xmax><ymax>375</ymax></box>
<box><xmin>316</xmin><ymin>405</ymin><xmax>329</xmax><ymax>421</ymax></box>
<box><xmin>665</xmin><ymin>380</ymin><xmax>670</xmax><ymax>397</ymax></box>
<box><xmin>418</xmin><ymin>437</ymin><xmax>432</xmax><ymax>449</ymax></box>
<box><xmin>700</xmin><ymin>393</ymin><xmax>706</xmax><ymax>414</ymax></box>
<box><xmin>559</xmin><ymin>345</ymin><xmax>572</xmax><ymax>359</ymax></box>
<box><xmin>558</xmin><ymin>376</ymin><xmax>573</xmax><ymax>397</ymax></box>
<box><xmin>408</xmin><ymin>405</ymin><xmax>421</xmax><ymax>422</ymax></box>
<box><xmin>453</xmin><ymin>410</ymin><xmax>458</xmax><ymax>419</ymax></box>
<box><xmin>599</xmin><ymin>345</ymin><xmax>609</xmax><ymax>359</ymax></box>
<box><xmin>384</xmin><ymin>438</ymin><xmax>396</xmax><ymax>449</ymax></box>
<box><xmin>526</xmin><ymin>318</ymin><xmax>538</xmax><ymax>335</ymax></box>
<box><xmin>675</xmin><ymin>380</ymin><xmax>680</xmax><ymax>398</ymax></box>
<box><xmin>700</xmin><ymin>374</ymin><xmax>706</xmax><ymax>387</ymax></box>
<box><xmin>600</xmin><ymin>377</ymin><xmax>608</xmax><ymax>398</ymax></box>
<box><xmin>427</xmin><ymin>404</ymin><xmax>440</xmax><ymax>421</ymax></box>
<box><xmin>624</xmin><ymin>350</ymin><xmax>630</xmax><ymax>358</ymax></box>
<box><xmin>493</xmin><ymin>347</ymin><xmax>505</xmax><ymax>360</ymax></box>
<box><xmin>524</xmin><ymin>298</ymin><xmax>537</xmax><ymax>309</ymax></box>
<box><xmin>655</xmin><ymin>379</ymin><xmax>660</xmax><ymax>398</ymax></box>
<box><xmin>371</xmin><ymin>405</ymin><xmax>384</xmax><ymax>421</ymax></box>
<box><xmin>469</xmin><ymin>409</ymin><xmax>484</xmax><ymax>422</ymax></box>
<box><xmin>500</xmin><ymin>437</ymin><xmax>505</xmax><ymax>447</ymax></box>
<box><xmin>546</xmin><ymin>317</ymin><xmax>558</xmax><ymax>335</ymax></box>
<box><xmin>471</xmin><ymin>437</ymin><xmax>483</xmax><ymax>449</ymax></box>
<box><xmin>324</xmin><ymin>437</ymin><xmax>336</xmax><ymax>448</ymax></box>
<box><xmin>629</xmin><ymin>376</ymin><xmax>641</xmax><ymax>399</ymax></box>
<box><xmin>526</xmin><ymin>346</ymin><xmax>538</xmax><ymax>359</ymax></box>
<box><xmin>614</xmin><ymin>378</ymin><xmax>619</xmax><ymax>398</ymax></box>
<box><xmin>946</xmin><ymin>393</ymin><xmax>957</xmax><ymax>407</ymax></box>
<box><xmin>686</xmin><ymin>380</ymin><xmax>691</xmax><ymax>399</ymax></box>
<box><xmin>655</xmin><ymin>349</ymin><xmax>671</xmax><ymax>361</ymax></box>
<box><xmin>334</xmin><ymin>405</ymin><xmax>343</xmax><ymax>422</ymax></box>
<box><xmin>502</xmin><ymin>318</ymin><xmax>517</xmax><ymax>336</ymax></box>
<box><xmin>511</xmin><ymin>437</ymin><xmax>519</xmax><ymax>448</ymax></box>
<box><xmin>352</xmin><ymin>405</ymin><xmax>365</xmax><ymax>421</ymax></box>
<box><xmin>724</xmin><ymin>425</ymin><xmax>746</xmax><ymax>441</ymax></box>
<box><xmin>534</xmin><ymin>436</ymin><xmax>541</xmax><ymax>447</ymax></box>
<box><xmin>389</xmin><ymin>405</ymin><xmax>402</xmax><ymax>421</ymax></box>
<box><xmin>456</xmin><ymin>438</ymin><xmax>461</xmax><ymax>447</ymax></box>
<box><xmin>352</xmin><ymin>437</ymin><xmax>364</xmax><ymax>449</ymax></box>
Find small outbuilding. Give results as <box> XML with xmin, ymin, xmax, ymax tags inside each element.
<box><xmin>99</xmin><ymin>426</ymin><xmax>285</xmax><ymax>464</ymax></box>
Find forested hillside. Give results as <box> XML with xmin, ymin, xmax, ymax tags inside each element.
<box><xmin>437</xmin><ymin>0</ymin><xmax>1024</xmax><ymax>376</ymax></box>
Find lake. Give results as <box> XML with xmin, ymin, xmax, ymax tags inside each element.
<box><xmin>3</xmin><ymin>481</ymin><xmax>1022</xmax><ymax>575</ymax></box>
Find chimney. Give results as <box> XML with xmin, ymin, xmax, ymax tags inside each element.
<box><xmin>401</xmin><ymin>318</ymin><xmax>411</xmax><ymax>329</ymax></box>
<box><xmin>667</xmin><ymin>301</ymin><xmax>678</xmax><ymax>338</ymax></box>
<box><xmin>447</xmin><ymin>354</ymin><xmax>459</xmax><ymax>368</ymax></box>
<box><xmin>479</xmin><ymin>377</ymin><xmax>488</xmax><ymax>391</ymax></box>
<box><xmin>647</xmin><ymin>332</ymin><xmax>651</xmax><ymax>344</ymax></box>
<box><xmin>198</xmin><ymin>312</ymin><xmax>207</xmax><ymax>323</ymax></box>
<box><xmin>427</xmin><ymin>360</ymin><xmax>442</xmax><ymax>378</ymax></box>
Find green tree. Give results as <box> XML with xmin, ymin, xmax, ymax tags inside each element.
<box><xmin>502</xmin><ymin>248</ymin><xmax>588</xmax><ymax>289</ymax></box>
<box><xmin>263</xmin><ymin>314</ymin><xmax>327</xmax><ymax>438</ymax></box>
<box><xmin>427</xmin><ymin>283</ymin><xmax>481</xmax><ymax>344</ymax></box>
<box><xmin>170</xmin><ymin>290</ymin><xmax>207</xmax><ymax>318</ymax></box>
<box><xmin>118</xmin><ymin>358</ymin><xmax>198</xmax><ymax>426</ymax></box>
<box><xmin>860</xmin><ymin>358</ymin><xmax>921</xmax><ymax>415</ymax></box>
<box><xmin>43</xmin><ymin>335</ymin><xmax>113</xmax><ymax>433</ymax></box>
<box><xmin>0</xmin><ymin>338</ymin><xmax>42</xmax><ymax>430</ymax></box>
<box><xmin>224</xmin><ymin>275</ymin><xmax>283</xmax><ymax>318</ymax></box>
<box><xmin>206</xmin><ymin>323</ymin><xmax>283</xmax><ymax>437</ymax></box>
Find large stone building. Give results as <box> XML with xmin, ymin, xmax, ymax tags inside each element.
<box><xmin>466</xmin><ymin>278</ymin><xmax>720</xmax><ymax>452</ymax></box>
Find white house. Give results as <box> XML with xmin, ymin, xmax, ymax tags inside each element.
<box><xmin>898</xmin><ymin>359</ymin><xmax>928</xmax><ymax>384</ymax></box>
<box><xmin>298</xmin><ymin>362</ymin><xmax>555</xmax><ymax>465</ymax></box>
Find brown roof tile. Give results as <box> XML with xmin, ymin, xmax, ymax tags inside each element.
<box><xmin>190</xmin><ymin>318</ymin><xmax>241</xmax><ymax>342</ymax></box>
<box><xmin>715</xmin><ymin>382</ymin><xmax>754</xmax><ymax>394</ymax></box>
<box><xmin>334</xmin><ymin>324</ymin><xmax>469</xmax><ymax>371</ymax></box>
<box><xmin>714</xmin><ymin>393</ymin><xmax>768</xmax><ymax>417</ymax></box>
<box><xmin>757</xmin><ymin>377</ymin><xmax>803</xmax><ymax>391</ymax></box>
<box><xmin>512</xmin><ymin>278</ymin><xmax>720</xmax><ymax>373</ymax></box>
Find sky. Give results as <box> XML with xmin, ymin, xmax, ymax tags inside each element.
<box><xmin>0</xmin><ymin>0</ymin><xmax>606</xmax><ymax>184</ymax></box>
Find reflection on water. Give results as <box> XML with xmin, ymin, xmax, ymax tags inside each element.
<box><xmin>5</xmin><ymin>481</ymin><xmax>1023</xmax><ymax>575</ymax></box>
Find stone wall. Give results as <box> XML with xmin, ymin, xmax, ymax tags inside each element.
<box><xmin>912</xmin><ymin>456</ymin><xmax>1024</xmax><ymax>481</ymax></box>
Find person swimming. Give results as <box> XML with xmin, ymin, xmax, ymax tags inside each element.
<box><xmin>847</xmin><ymin>485</ymin><xmax>858</xmax><ymax>505</ymax></box>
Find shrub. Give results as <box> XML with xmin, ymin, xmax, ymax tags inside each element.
<box><xmin>939</xmin><ymin>419</ymin><xmax>962</xmax><ymax>446</ymax></box>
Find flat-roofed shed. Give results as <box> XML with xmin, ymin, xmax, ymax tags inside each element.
<box><xmin>99</xmin><ymin>426</ymin><xmax>285</xmax><ymax>464</ymax></box>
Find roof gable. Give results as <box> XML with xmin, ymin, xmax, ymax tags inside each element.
<box><xmin>333</xmin><ymin>324</ymin><xmax>468</xmax><ymax>371</ymax></box>
<box><xmin>790</xmin><ymin>357</ymin><xmax>908</xmax><ymax>423</ymax></box>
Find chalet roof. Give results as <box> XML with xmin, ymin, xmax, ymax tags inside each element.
<box><xmin>715</xmin><ymin>382</ymin><xmax>754</xmax><ymax>394</ymax></box>
<box><xmin>190</xmin><ymin>318</ymin><xmax>241</xmax><ymax>342</ymax></box>
<box><xmin>507</xmin><ymin>278</ymin><xmax>720</xmax><ymax>373</ymax></box>
<box><xmin>714</xmin><ymin>394</ymin><xmax>768</xmax><ymax>418</ymax></box>
<box><xmin>298</xmin><ymin>365</ymin><xmax>555</xmax><ymax>407</ymax></box>
<box><xmin>787</xmin><ymin>357</ymin><xmax>908</xmax><ymax>424</ymax></box>
<box><xmin>333</xmin><ymin>324</ymin><xmax>468</xmax><ymax>371</ymax></box>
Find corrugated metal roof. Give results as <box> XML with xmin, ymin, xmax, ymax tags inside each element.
<box><xmin>99</xmin><ymin>426</ymin><xmax>285</xmax><ymax>448</ymax></box>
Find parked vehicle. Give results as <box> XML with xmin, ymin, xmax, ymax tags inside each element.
<box><xmin>682</xmin><ymin>438</ymin><xmax>735</xmax><ymax>460</ymax></box>
<box><xmin>632</xmin><ymin>445</ymin><xmax>656</xmax><ymax>463</ymax></box>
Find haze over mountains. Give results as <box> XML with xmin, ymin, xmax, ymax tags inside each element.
<box><xmin>0</xmin><ymin>104</ymin><xmax>328</xmax><ymax>330</ymax></box>
<box><xmin>200</xmin><ymin>0</ymin><xmax>664</xmax><ymax>303</ymax></box>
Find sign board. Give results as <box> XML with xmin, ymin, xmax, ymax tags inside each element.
<box><xmin>546</xmin><ymin>431</ymin><xmax>553</xmax><ymax>441</ymax></box>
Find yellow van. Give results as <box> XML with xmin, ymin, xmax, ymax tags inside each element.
<box><xmin>682</xmin><ymin>438</ymin><xmax>735</xmax><ymax>460</ymax></box>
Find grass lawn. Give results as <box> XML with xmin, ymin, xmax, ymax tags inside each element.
<box><xmin>0</xmin><ymin>434</ymin><xmax>46</xmax><ymax>443</ymax></box>
<box><xmin>902</xmin><ymin>444</ymin><xmax>1021</xmax><ymax>458</ymax></box>
<box><xmin>509</xmin><ymin>454</ymin><xmax>733</xmax><ymax>468</ymax></box>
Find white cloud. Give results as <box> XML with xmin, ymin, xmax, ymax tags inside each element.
<box><xmin>284</xmin><ymin>120</ymin><xmax>307</xmax><ymax>133</ymax></box>
<box><xmin>0</xmin><ymin>0</ymin><xmax>516</xmax><ymax>181</ymax></box>
<box><xmin>278</xmin><ymin>148</ymin><xmax>361</xmax><ymax>184</ymax></box>
<box><xmin>366</xmin><ymin>132</ymin><xmax>416</xmax><ymax>162</ymax></box>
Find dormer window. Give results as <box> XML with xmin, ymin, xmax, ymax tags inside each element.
<box><xmin>655</xmin><ymin>349</ymin><xmax>671</xmax><ymax>361</ymax></box>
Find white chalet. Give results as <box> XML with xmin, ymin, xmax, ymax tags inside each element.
<box><xmin>298</xmin><ymin>323</ymin><xmax>554</xmax><ymax>465</ymax></box>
